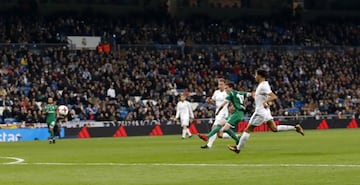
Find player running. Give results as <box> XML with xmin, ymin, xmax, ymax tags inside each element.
<box><xmin>201</xmin><ymin>78</ymin><xmax>230</xmax><ymax>149</ymax></box>
<box><xmin>228</xmin><ymin>69</ymin><xmax>304</xmax><ymax>154</ymax></box>
<box><xmin>198</xmin><ymin>81</ymin><xmax>252</xmax><ymax>146</ymax></box>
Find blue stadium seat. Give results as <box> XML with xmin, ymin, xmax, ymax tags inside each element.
<box><xmin>229</xmin><ymin>73</ymin><xmax>238</xmax><ymax>83</ymax></box>
<box><xmin>4</xmin><ymin>118</ymin><xmax>19</xmax><ymax>124</ymax></box>
<box><xmin>294</xmin><ymin>100</ymin><xmax>304</xmax><ymax>109</ymax></box>
<box><xmin>120</xmin><ymin>110</ymin><xmax>129</xmax><ymax>118</ymax></box>
<box><xmin>288</xmin><ymin>107</ymin><xmax>300</xmax><ymax>114</ymax></box>
<box><xmin>22</xmin><ymin>86</ymin><xmax>31</xmax><ymax>96</ymax></box>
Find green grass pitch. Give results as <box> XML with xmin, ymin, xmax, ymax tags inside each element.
<box><xmin>0</xmin><ymin>128</ymin><xmax>359</xmax><ymax>185</ymax></box>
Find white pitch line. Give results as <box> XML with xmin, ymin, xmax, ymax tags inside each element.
<box><xmin>3</xmin><ymin>162</ymin><xmax>360</xmax><ymax>168</ymax></box>
<box><xmin>1</xmin><ymin>157</ymin><xmax>359</xmax><ymax>168</ymax></box>
<box><xmin>0</xmin><ymin>157</ymin><xmax>25</xmax><ymax>164</ymax></box>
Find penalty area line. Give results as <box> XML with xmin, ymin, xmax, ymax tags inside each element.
<box><xmin>2</xmin><ymin>162</ymin><xmax>360</xmax><ymax>168</ymax></box>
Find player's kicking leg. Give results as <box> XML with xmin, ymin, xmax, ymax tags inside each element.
<box><xmin>201</xmin><ymin>120</ymin><xmax>224</xmax><ymax>149</ymax></box>
<box><xmin>229</xmin><ymin>118</ymin><xmax>305</xmax><ymax>154</ymax></box>
<box><xmin>198</xmin><ymin>120</ymin><xmax>230</xmax><ymax>142</ymax></box>
<box><xmin>228</xmin><ymin>112</ymin><xmax>261</xmax><ymax>154</ymax></box>
<box><xmin>268</xmin><ymin>120</ymin><xmax>305</xmax><ymax>136</ymax></box>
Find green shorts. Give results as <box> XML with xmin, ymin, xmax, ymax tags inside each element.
<box><xmin>47</xmin><ymin>121</ymin><xmax>56</xmax><ymax>128</ymax></box>
<box><xmin>225</xmin><ymin>110</ymin><xmax>245</xmax><ymax>126</ymax></box>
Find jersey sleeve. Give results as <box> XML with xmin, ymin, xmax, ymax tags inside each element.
<box><xmin>263</xmin><ymin>82</ymin><xmax>272</xmax><ymax>94</ymax></box>
<box><xmin>239</xmin><ymin>91</ymin><xmax>250</xmax><ymax>98</ymax></box>
<box><xmin>225</xmin><ymin>92</ymin><xmax>233</xmax><ymax>102</ymax></box>
<box><xmin>211</xmin><ymin>90</ymin><xmax>217</xmax><ymax>101</ymax></box>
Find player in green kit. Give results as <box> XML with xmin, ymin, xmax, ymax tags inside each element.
<box><xmin>43</xmin><ymin>97</ymin><xmax>58</xmax><ymax>144</ymax></box>
<box><xmin>198</xmin><ymin>82</ymin><xmax>253</xmax><ymax>145</ymax></box>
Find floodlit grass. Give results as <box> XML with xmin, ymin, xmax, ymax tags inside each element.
<box><xmin>0</xmin><ymin>129</ymin><xmax>360</xmax><ymax>185</ymax></box>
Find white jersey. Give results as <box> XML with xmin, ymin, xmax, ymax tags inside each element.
<box><xmin>249</xmin><ymin>81</ymin><xmax>274</xmax><ymax>126</ymax></box>
<box><xmin>254</xmin><ymin>81</ymin><xmax>272</xmax><ymax>112</ymax></box>
<box><xmin>211</xmin><ymin>89</ymin><xmax>228</xmax><ymax>119</ymax></box>
<box><xmin>175</xmin><ymin>100</ymin><xmax>194</xmax><ymax>125</ymax></box>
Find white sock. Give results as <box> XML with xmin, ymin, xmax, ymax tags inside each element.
<box><xmin>207</xmin><ymin>135</ymin><xmax>216</xmax><ymax>148</ymax></box>
<box><xmin>182</xmin><ymin>129</ymin><xmax>186</xmax><ymax>138</ymax></box>
<box><xmin>237</xmin><ymin>132</ymin><xmax>250</xmax><ymax>150</ymax></box>
<box><xmin>277</xmin><ymin>125</ymin><xmax>295</xmax><ymax>131</ymax></box>
<box><xmin>186</xmin><ymin>128</ymin><xmax>192</xmax><ymax>136</ymax></box>
<box><xmin>222</xmin><ymin>133</ymin><xmax>230</xmax><ymax>138</ymax></box>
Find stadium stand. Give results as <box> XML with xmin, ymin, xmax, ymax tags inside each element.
<box><xmin>0</xmin><ymin>12</ymin><xmax>359</xmax><ymax>124</ymax></box>
<box><xmin>0</xmin><ymin>15</ymin><xmax>359</xmax><ymax>46</ymax></box>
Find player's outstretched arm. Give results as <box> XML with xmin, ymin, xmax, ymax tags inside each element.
<box><xmin>263</xmin><ymin>92</ymin><xmax>277</xmax><ymax>108</ymax></box>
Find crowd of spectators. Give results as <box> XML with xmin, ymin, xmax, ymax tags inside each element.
<box><xmin>0</xmin><ymin>45</ymin><xmax>359</xmax><ymax>124</ymax></box>
<box><xmin>0</xmin><ymin>15</ymin><xmax>359</xmax><ymax>46</ymax></box>
<box><xmin>0</xmin><ymin>15</ymin><xmax>359</xmax><ymax>125</ymax></box>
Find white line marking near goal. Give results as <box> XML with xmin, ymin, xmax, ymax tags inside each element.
<box><xmin>2</xmin><ymin>162</ymin><xmax>360</xmax><ymax>168</ymax></box>
<box><xmin>0</xmin><ymin>157</ymin><xmax>25</xmax><ymax>164</ymax></box>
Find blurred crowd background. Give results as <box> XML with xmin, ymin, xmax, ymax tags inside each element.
<box><xmin>0</xmin><ymin>0</ymin><xmax>359</xmax><ymax>124</ymax></box>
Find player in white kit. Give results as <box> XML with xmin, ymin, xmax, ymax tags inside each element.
<box><xmin>201</xmin><ymin>78</ymin><xmax>230</xmax><ymax>149</ymax></box>
<box><xmin>175</xmin><ymin>93</ymin><xmax>194</xmax><ymax>139</ymax></box>
<box><xmin>228</xmin><ymin>69</ymin><xmax>304</xmax><ymax>154</ymax></box>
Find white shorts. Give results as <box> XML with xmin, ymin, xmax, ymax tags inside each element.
<box><xmin>249</xmin><ymin>108</ymin><xmax>273</xmax><ymax>126</ymax></box>
<box><xmin>213</xmin><ymin>113</ymin><xmax>228</xmax><ymax>126</ymax></box>
<box><xmin>180</xmin><ymin>118</ymin><xmax>190</xmax><ymax>127</ymax></box>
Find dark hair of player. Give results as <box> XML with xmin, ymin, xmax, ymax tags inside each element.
<box><xmin>256</xmin><ymin>69</ymin><xmax>268</xmax><ymax>78</ymax></box>
<box><xmin>226</xmin><ymin>81</ymin><xmax>235</xmax><ymax>89</ymax></box>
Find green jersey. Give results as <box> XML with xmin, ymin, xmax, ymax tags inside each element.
<box><xmin>226</xmin><ymin>90</ymin><xmax>249</xmax><ymax>112</ymax></box>
<box><xmin>44</xmin><ymin>104</ymin><xmax>57</xmax><ymax>124</ymax></box>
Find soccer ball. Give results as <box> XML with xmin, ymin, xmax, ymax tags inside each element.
<box><xmin>58</xmin><ymin>105</ymin><xmax>69</xmax><ymax>116</ymax></box>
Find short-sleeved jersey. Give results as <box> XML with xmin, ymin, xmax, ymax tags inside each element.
<box><xmin>44</xmin><ymin>104</ymin><xmax>57</xmax><ymax>123</ymax></box>
<box><xmin>225</xmin><ymin>90</ymin><xmax>250</xmax><ymax>112</ymax></box>
<box><xmin>254</xmin><ymin>81</ymin><xmax>272</xmax><ymax>111</ymax></box>
<box><xmin>211</xmin><ymin>89</ymin><xmax>228</xmax><ymax>116</ymax></box>
<box><xmin>175</xmin><ymin>100</ymin><xmax>194</xmax><ymax>120</ymax></box>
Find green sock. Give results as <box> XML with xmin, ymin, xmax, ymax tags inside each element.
<box><xmin>225</xmin><ymin>129</ymin><xmax>239</xmax><ymax>143</ymax></box>
<box><xmin>50</xmin><ymin>130</ymin><xmax>54</xmax><ymax>138</ymax></box>
<box><xmin>206</xmin><ymin>125</ymin><xmax>222</xmax><ymax>138</ymax></box>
